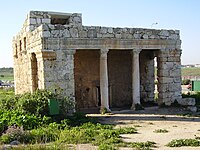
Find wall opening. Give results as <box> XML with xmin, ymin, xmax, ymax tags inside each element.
<box><xmin>139</xmin><ymin>50</ymin><xmax>157</xmax><ymax>106</ymax></box>
<box><xmin>19</xmin><ymin>40</ymin><xmax>22</xmax><ymax>52</ymax></box>
<box><xmin>23</xmin><ymin>37</ymin><xmax>26</xmax><ymax>50</ymax></box>
<box><xmin>50</xmin><ymin>15</ymin><xmax>70</xmax><ymax>25</ymax></box>
<box><xmin>15</xmin><ymin>44</ymin><xmax>18</xmax><ymax>58</ymax></box>
<box><xmin>31</xmin><ymin>53</ymin><xmax>38</xmax><ymax>92</ymax></box>
<box><xmin>108</xmin><ymin>50</ymin><xmax>132</xmax><ymax>108</ymax></box>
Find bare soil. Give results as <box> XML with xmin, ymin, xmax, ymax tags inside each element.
<box><xmin>88</xmin><ymin>106</ymin><xmax>200</xmax><ymax>150</ymax></box>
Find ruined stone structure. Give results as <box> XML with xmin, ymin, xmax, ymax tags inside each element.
<box><xmin>13</xmin><ymin>11</ymin><xmax>182</xmax><ymax>112</ymax></box>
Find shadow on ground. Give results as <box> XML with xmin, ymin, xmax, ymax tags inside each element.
<box><xmin>88</xmin><ymin>106</ymin><xmax>200</xmax><ymax>124</ymax></box>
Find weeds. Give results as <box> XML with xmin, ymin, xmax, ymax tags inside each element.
<box><xmin>153</xmin><ymin>129</ymin><xmax>168</xmax><ymax>133</ymax></box>
<box><xmin>167</xmin><ymin>138</ymin><xmax>200</xmax><ymax>147</ymax></box>
<box><xmin>0</xmin><ymin>89</ymin><xmax>156</xmax><ymax>150</ymax></box>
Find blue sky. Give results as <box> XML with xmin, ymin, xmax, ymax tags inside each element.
<box><xmin>0</xmin><ymin>0</ymin><xmax>200</xmax><ymax>67</ymax></box>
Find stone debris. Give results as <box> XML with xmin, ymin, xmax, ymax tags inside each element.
<box><xmin>177</xmin><ymin>98</ymin><xmax>196</xmax><ymax>106</ymax></box>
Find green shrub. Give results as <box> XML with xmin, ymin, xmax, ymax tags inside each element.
<box><xmin>17</xmin><ymin>90</ymin><xmax>56</xmax><ymax>116</ymax></box>
<box><xmin>130</xmin><ymin>141</ymin><xmax>156</xmax><ymax>149</ymax></box>
<box><xmin>0</xmin><ymin>88</ymin><xmax>15</xmax><ymax>104</ymax></box>
<box><xmin>167</xmin><ymin>139</ymin><xmax>200</xmax><ymax>147</ymax></box>
<box><xmin>1</xmin><ymin>123</ymin><xmax>60</xmax><ymax>144</ymax></box>
<box><xmin>115</xmin><ymin>127</ymin><xmax>137</xmax><ymax>134</ymax></box>
<box><xmin>29</xmin><ymin>125</ymin><xmax>60</xmax><ymax>144</ymax></box>
<box><xmin>0</xmin><ymin>89</ymin><xmax>77</xmax><ymax>120</ymax></box>
<box><xmin>182</xmin><ymin>79</ymin><xmax>191</xmax><ymax>85</ymax></box>
<box><xmin>58</xmin><ymin>96</ymin><xmax>75</xmax><ymax>115</ymax></box>
<box><xmin>0</xmin><ymin>109</ymin><xmax>52</xmax><ymax>133</ymax></box>
<box><xmin>0</xmin><ymin>125</ymin><xmax>29</xmax><ymax>144</ymax></box>
<box><xmin>153</xmin><ymin>129</ymin><xmax>168</xmax><ymax>133</ymax></box>
<box><xmin>98</xmin><ymin>143</ymin><xmax>116</xmax><ymax>150</ymax></box>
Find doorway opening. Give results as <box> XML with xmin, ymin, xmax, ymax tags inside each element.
<box><xmin>74</xmin><ymin>50</ymin><xmax>100</xmax><ymax>110</ymax></box>
<box><xmin>140</xmin><ymin>50</ymin><xmax>158</xmax><ymax>107</ymax></box>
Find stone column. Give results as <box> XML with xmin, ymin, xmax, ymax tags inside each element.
<box><xmin>131</xmin><ymin>49</ymin><xmax>142</xmax><ymax>110</ymax></box>
<box><xmin>100</xmin><ymin>48</ymin><xmax>111</xmax><ymax>112</ymax></box>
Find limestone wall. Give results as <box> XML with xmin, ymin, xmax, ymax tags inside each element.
<box><xmin>13</xmin><ymin>11</ymin><xmax>182</xmax><ymax>108</ymax></box>
<box><xmin>42</xmin><ymin>50</ymin><xmax>75</xmax><ymax>99</ymax></box>
<box><xmin>40</xmin><ymin>24</ymin><xmax>180</xmax><ymax>40</ymax></box>
<box><xmin>157</xmin><ymin>49</ymin><xmax>182</xmax><ymax>105</ymax></box>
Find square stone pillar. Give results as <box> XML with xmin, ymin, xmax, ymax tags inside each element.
<box><xmin>131</xmin><ymin>49</ymin><xmax>142</xmax><ymax>110</ymax></box>
<box><xmin>100</xmin><ymin>48</ymin><xmax>111</xmax><ymax>112</ymax></box>
<box><xmin>157</xmin><ymin>48</ymin><xmax>182</xmax><ymax>106</ymax></box>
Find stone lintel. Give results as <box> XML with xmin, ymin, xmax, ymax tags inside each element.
<box><xmin>44</xmin><ymin>38</ymin><xmax>180</xmax><ymax>50</ymax></box>
<box><xmin>35</xmin><ymin>50</ymin><xmax>56</xmax><ymax>60</ymax></box>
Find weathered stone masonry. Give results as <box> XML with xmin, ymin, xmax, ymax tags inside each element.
<box><xmin>13</xmin><ymin>11</ymin><xmax>182</xmax><ymax>111</ymax></box>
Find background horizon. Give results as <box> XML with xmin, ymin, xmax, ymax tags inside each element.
<box><xmin>0</xmin><ymin>0</ymin><xmax>200</xmax><ymax>67</ymax></box>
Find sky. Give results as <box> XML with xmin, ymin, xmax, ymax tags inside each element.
<box><xmin>0</xmin><ymin>0</ymin><xmax>200</xmax><ymax>67</ymax></box>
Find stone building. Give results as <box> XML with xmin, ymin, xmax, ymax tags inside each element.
<box><xmin>13</xmin><ymin>11</ymin><xmax>182</xmax><ymax>112</ymax></box>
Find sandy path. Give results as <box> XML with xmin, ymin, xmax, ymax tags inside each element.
<box><xmin>89</xmin><ymin>107</ymin><xmax>200</xmax><ymax>149</ymax></box>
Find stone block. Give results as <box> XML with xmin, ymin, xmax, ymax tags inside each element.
<box><xmin>187</xmin><ymin>106</ymin><xmax>197</xmax><ymax>112</ymax></box>
<box><xmin>69</xmin><ymin>28</ymin><xmax>78</xmax><ymax>38</ymax></box>
<box><xmin>157</xmin><ymin>83</ymin><xmax>168</xmax><ymax>92</ymax></box>
<box><xmin>167</xmin><ymin>56</ymin><xmax>180</xmax><ymax>62</ymax></box>
<box><xmin>73</xmin><ymin>16</ymin><xmax>82</xmax><ymax>24</ymax></box>
<box><xmin>158</xmin><ymin>77</ymin><xmax>173</xmax><ymax>84</ymax></box>
<box><xmin>169</xmin><ymin>34</ymin><xmax>178</xmax><ymax>40</ymax></box>
<box><xmin>79</xmin><ymin>30</ymin><xmax>87</xmax><ymax>38</ymax></box>
<box><xmin>42</xmin><ymin>31</ymin><xmax>51</xmax><ymax>37</ymax></box>
<box><xmin>88</xmin><ymin>29</ymin><xmax>97</xmax><ymax>38</ymax></box>
<box><xmin>168</xmin><ymin>83</ymin><xmax>181</xmax><ymax>92</ymax></box>
<box><xmin>102</xmin><ymin>33</ymin><xmax>114</xmax><ymax>38</ymax></box>
<box><xmin>100</xmin><ymin>27</ymin><xmax>107</xmax><ymax>34</ymax></box>
<box><xmin>42</xmin><ymin>18</ymin><xmax>51</xmax><ymax>24</ymax></box>
<box><xmin>142</xmin><ymin>34</ymin><xmax>148</xmax><ymax>39</ymax></box>
<box><xmin>169</xmin><ymin>69</ymin><xmax>181</xmax><ymax>77</ymax></box>
<box><xmin>158</xmin><ymin>69</ymin><xmax>169</xmax><ymax>77</ymax></box>
<box><xmin>133</xmin><ymin>33</ymin><xmax>141</xmax><ymax>39</ymax></box>
<box><xmin>164</xmin><ymin>98</ymin><xmax>172</xmax><ymax>106</ymax></box>
<box><xmin>107</xmin><ymin>28</ymin><xmax>113</xmax><ymax>34</ymax></box>
<box><xmin>175</xmin><ymin>30</ymin><xmax>180</xmax><ymax>34</ymax></box>
<box><xmin>177</xmin><ymin>98</ymin><xmax>196</xmax><ymax>106</ymax></box>
<box><xmin>159</xmin><ymin>30</ymin><xmax>169</xmax><ymax>37</ymax></box>
<box><xmin>115</xmin><ymin>34</ymin><xmax>122</xmax><ymax>39</ymax></box>
<box><xmin>29</xmin><ymin>18</ymin><xmax>36</xmax><ymax>25</ymax></box>
<box><xmin>62</xmin><ymin>29</ymin><xmax>70</xmax><ymax>38</ymax></box>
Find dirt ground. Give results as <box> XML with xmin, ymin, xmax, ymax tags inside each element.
<box><xmin>87</xmin><ymin>106</ymin><xmax>200</xmax><ymax>150</ymax></box>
